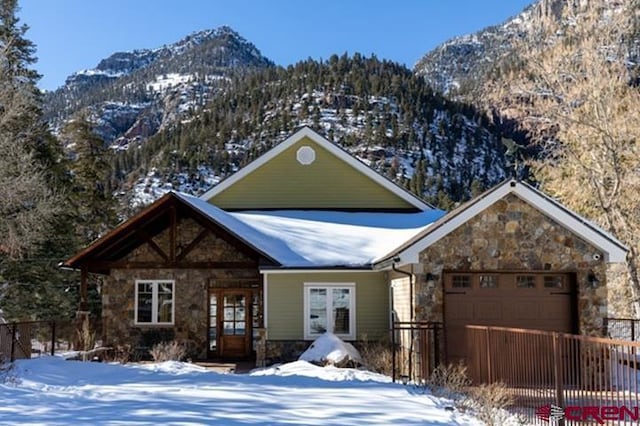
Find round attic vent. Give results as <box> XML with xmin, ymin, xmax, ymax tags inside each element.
<box><xmin>296</xmin><ymin>146</ymin><xmax>316</xmax><ymax>165</ymax></box>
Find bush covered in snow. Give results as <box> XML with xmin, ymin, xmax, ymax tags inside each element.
<box><xmin>298</xmin><ymin>332</ymin><xmax>362</xmax><ymax>367</ymax></box>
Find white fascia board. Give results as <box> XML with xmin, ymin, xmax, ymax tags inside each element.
<box><xmin>200</xmin><ymin>127</ymin><xmax>432</xmax><ymax>211</ymax></box>
<box><xmin>513</xmin><ymin>184</ymin><xmax>627</xmax><ymax>263</ymax></box>
<box><xmin>398</xmin><ymin>183</ymin><xmax>513</xmax><ymax>264</ymax></box>
<box><xmin>395</xmin><ymin>181</ymin><xmax>627</xmax><ymax>265</ymax></box>
<box><xmin>200</xmin><ymin>128</ymin><xmax>316</xmax><ymax>201</ymax></box>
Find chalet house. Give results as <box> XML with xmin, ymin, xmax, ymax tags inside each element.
<box><xmin>62</xmin><ymin>127</ymin><xmax>627</xmax><ymax>365</ymax></box>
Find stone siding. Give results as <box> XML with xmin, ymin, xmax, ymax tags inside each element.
<box><xmin>101</xmin><ymin>218</ymin><xmax>260</xmax><ymax>359</ymax></box>
<box><xmin>415</xmin><ymin>194</ymin><xmax>607</xmax><ymax>336</ymax></box>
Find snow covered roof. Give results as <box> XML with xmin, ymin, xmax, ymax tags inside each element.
<box><xmin>175</xmin><ymin>192</ymin><xmax>444</xmax><ymax>268</ymax></box>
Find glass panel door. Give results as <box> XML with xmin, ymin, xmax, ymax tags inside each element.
<box><xmin>208</xmin><ymin>293</ymin><xmax>217</xmax><ymax>352</ymax></box>
<box><xmin>222</xmin><ymin>294</ymin><xmax>246</xmax><ymax>336</ymax></box>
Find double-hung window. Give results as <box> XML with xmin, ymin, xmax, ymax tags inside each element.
<box><xmin>304</xmin><ymin>283</ymin><xmax>355</xmax><ymax>340</ymax></box>
<box><xmin>135</xmin><ymin>280</ymin><xmax>175</xmax><ymax>325</ymax></box>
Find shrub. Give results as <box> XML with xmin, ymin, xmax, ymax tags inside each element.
<box><xmin>149</xmin><ymin>340</ymin><xmax>187</xmax><ymax>362</ymax></box>
<box><xmin>358</xmin><ymin>335</ymin><xmax>394</xmax><ymax>376</ymax></box>
<box><xmin>427</xmin><ymin>362</ymin><xmax>471</xmax><ymax>396</ymax></box>
<box><xmin>466</xmin><ymin>382</ymin><xmax>514</xmax><ymax>426</ymax></box>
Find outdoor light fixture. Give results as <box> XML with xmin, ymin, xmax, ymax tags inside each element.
<box><xmin>400</xmin><ymin>375</ymin><xmax>409</xmax><ymax>385</ymax></box>
<box><xmin>425</xmin><ymin>273</ymin><xmax>436</xmax><ymax>288</ymax></box>
<box><xmin>587</xmin><ymin>271</ymin><xmax>600</xmax><ymax>288</ymax></box>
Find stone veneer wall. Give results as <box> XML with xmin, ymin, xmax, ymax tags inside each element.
<box><xmin>101</xmin><ymin>218</ymin><xmax>260</xmax><ymax>359</ymax></box>
<box><xmin>414</xmin><ymin>194</ymin><xmax>608</xmax><ymax>336</ymax></box>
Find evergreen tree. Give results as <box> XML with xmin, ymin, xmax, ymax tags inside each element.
<box><xmin>0</xmin><ymin>0</ymin><xmax>59</xmax><ymax>259</ymax></box>
<box><xmin>63</xmin><ymin>113</ymin><xmax>118</xmax><ymax>243</ymax></box>
<box><xmin>0</xmin><ymin>0</ymin><xmax>75</xmax><ymax>321</ymax></box>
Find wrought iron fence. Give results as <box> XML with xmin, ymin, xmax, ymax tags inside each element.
<box><xmin>391</xmin><ymin>321</ymin><xmax>443</xmax><ymax>384</ymax></box>
<box><xmin>466</xmin><ymin>325</ymin><xmax>640</xmax><ymax>425</ymax></box>
<box><xmin>0</xmin><ymin>320</ymin><xmax>79</xmax><ymax>362</ymax></box>
<box><xmin>604</xmin><ymin>317</ymin><xmax>640</xmax><ymax>341</ymax></box>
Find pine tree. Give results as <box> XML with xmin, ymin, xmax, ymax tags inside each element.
<box><xmin>0</xmin><ymin>0</ymin><xmax>60</xmax><ymax>259</ymax></box>
<box><xmin>0</xmin><ymin>0</ymin><xmax>75</xmax><ymax>321</ymax></box>
<box><xmin>63</xmin><ymin>113</ymin><xmax>118</xmax><ymax>243</ymax></box>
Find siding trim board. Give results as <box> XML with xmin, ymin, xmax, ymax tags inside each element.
<box><xmin>379</xmin><ymin>179</ymin><xmax>628</xmax><ymax>266</ymax></box>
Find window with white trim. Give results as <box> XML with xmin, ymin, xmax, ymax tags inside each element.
<box><xmin>304</xmin><ymin>283</ymin><xmax>355</xmax><ymax>340</ymax></box>
<box><xmin>135</xmin><ymin>280</ymin><xmax>175</xmax><ymax>325</ymax></box>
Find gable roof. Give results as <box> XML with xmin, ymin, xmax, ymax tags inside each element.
<box><xmin>376</xmin><ymin>179</ymin><xmax>628</xmax><ymax>266</ymax></box>
<box><xmin>61</xmin><ymin>192</ymin><xmax>281</xmax><ymax>273</ymax></box>
<box><xmin>199</xmin><ymin>126</ymin><xmax>434</xmax><ymax>211</ymax></box>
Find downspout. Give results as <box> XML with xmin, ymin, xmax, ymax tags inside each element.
<box><xmin>392</xmin><ymin>261</ymin><xmax>414</xmax><ymax>322</ymax></box>
<box><xmin>392</xmin><ymin>259</ymin><xmax>414</xmax><ymax>382</ymax></box>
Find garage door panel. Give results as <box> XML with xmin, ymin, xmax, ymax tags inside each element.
<box><xmin>474</xmin><ymin>301</ymin><xmax>502</xmax><ymax>321</ymax></box>
<box><xmin>444</xmin><ymin>272</ymin><xmax>575</xmax><ymax>364</ymax></box>
<box><xmin>445</xmin><ymin>297</ymin><xmax>474</xmax><ymax>321</ymax></box>
<box><xmin>510</xmin><ymin>301</ymin><xmax>541</xmax><ymax>320</ymax></box>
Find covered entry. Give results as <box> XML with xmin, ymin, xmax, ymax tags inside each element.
<box><xmin>208</xmin><ymin>279</ymin><xmax>263</xmax><ymax>360</ymax></box>
<box><xmin>444</xmin><ymin>272</ymin><xmax>576</xmax><ymax>362</ymax></box>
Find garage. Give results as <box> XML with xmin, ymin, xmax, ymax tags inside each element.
<box><xmin>444</xmin><ymin>272</ymin><xmax>576</xmax><ymax>362</ymax></box>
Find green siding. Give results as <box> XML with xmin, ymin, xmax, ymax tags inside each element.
<box><xmin>209</xmin><ymin>137</ymin><xmax>414</xmax><ymax>210</ymax></box>
<box><xmin>266</xmin><ymin>271</ymin><xmax>389</xmax><ymax>341</ymax></box>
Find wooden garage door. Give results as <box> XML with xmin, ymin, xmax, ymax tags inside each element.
<box><xmin>444</xmin><ymin>272</ymin><xmax>575</xmax><ymax>362</ymax></box>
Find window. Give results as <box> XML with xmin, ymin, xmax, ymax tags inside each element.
<box><xmin>135</xmin><ymin>280</ymin><xmax>175</xmax><ymax>325</ymax></box>
<box><xmin>479</xmin><ymin>275</ymin><xmax>498</xmax><ymax>288</ymax></box>
<box><xmin>304</xmin><ymin>283</ymin><xmax>355</xmax><ymax>340</ymax></box>
<box><xmin>516</xmin><ymin>275</ymin><xmax>536</xmax><ymax>288</ymax></box>
<box><xmin>544</xmin><ymin>276</ymin><xmax>565</xmax><ymax>289</ymax></box>
<box><xmin>452</xmin><ymin>275</ymin><xmax>471</xmax><ymax>288</ymax></box>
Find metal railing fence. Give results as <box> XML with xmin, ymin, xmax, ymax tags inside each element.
<box><xmin>466</xmin><ymin>325</ymin><xmax>640</xmax><ymax>425</ymax></box>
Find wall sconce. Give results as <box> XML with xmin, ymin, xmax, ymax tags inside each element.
<box><xmin>425</xmin><ymin>273</ymin><xmax>436</xmax><ymax>288</ymax></box>
<box><xmin>587</xmin><ymin>271</ymin><xmax>600</xmax><ymax>288</ymax></box>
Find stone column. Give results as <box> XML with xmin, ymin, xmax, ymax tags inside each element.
<box><xmin>255</xmin><ymin>328</ymin><xmax>266</xmax><ymax>367</ymax></box>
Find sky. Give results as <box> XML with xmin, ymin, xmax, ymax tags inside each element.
<box><xmin>19</xmin><ymin>0</ymin><xmax>533</xmax><ymax>91</ymax></box>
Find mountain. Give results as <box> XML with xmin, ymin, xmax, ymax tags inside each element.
<box><xmin>414</xmin><ymin>0</ymin><xmax>638</xmax><ymax>101</ymax></box>
<box><xmin>44</xmin><ymin>27</ymin><xmax>518</xmax><ymax>212</ymax></box>
<box><xmin>44</xmin><ymin>26</ymin><xmax>273</xmax><ymax>149</ymax></box>
<box><xmin>115</xmin><ymin>54</ymin><xmax>513</xmax><ymax>210</ymax></box>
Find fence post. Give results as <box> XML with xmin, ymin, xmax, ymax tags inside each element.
<box><xmin>552</xmin><ymin>333</ymin><xmax>565</xmax><ymax>425</ymax></box>
<box><xmin>433</xmin><ymin>325</ymin><xmax>440</xmax><ymax>369</ymax></box>
<box><xmin>391</xmin><ymin>323</ymin><xmax>396</xmax><ymax>383</ymax></box>
<box><xmin>485</xmin><ymin>327</ymin><xmax>492</xmax><ymax>383</ymax></box>
<box><xmin>10</xmin><ymin>323</ymin><xmax>16</xmax><ymax>362</ymax></box>
<box><xmin>50</xmin><ymin>321</ymin><xmax>56</xmax><ymax>356</ymax></box>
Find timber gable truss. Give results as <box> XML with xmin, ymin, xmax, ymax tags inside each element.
<box><xmin>63</xmin><ymin>192</ymin><xmax>279</xmax><ymax>275</ymax></box>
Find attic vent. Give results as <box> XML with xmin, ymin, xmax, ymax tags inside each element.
<box><xmin>296</xmin><ymin>146</ymin><xmax>316</xmax><ymax>165</ymax></box>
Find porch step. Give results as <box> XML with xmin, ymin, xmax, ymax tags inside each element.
<box><xmin>192</xmin><ymin>360</ymin><xmax>256</xmax><ymax>374</ymax></box>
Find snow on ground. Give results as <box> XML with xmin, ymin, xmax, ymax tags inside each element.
<box><xmin>0</xmin><ymin>356</ymin><xmax>484</xmax><ymax>426</ymax></box>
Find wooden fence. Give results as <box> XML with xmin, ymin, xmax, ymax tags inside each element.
<box><xmin>466</xmin><ymin>325</ymin><xmax>640</xmax><ymax>425</ymax></box>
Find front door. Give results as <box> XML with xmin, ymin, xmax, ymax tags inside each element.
<box><xmin>208</xmin><ymin>290</ymin><xmax>252</xmax><ymax>359</ymax></box>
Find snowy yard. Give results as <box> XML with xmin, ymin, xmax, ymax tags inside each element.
<box><xmin>0</xmin><ymin>357</ymin><xmax>485</xmax><ymax>425</ymax></box>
